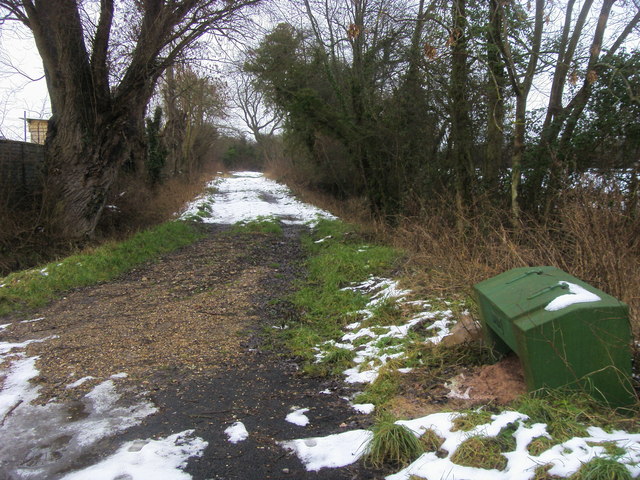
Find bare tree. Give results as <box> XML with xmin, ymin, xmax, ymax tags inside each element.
<box><xmin>0</xmin><ymin>0</ymin><xmax>261</xmax><ymax>238</ymax></box>
<box><xmin>230</xmin><ymin>70</ymin><xmax>283</xmax><ymax>142</ymax></box>
<box><xmin>162</xmin><ymin>64</ymin><xmax>226</xmax><ymax>177</ymax></box>
<box><xmin>532</xmin><ymin>0</ymin><xmax>640</xmax><ymax>213</ymax></box>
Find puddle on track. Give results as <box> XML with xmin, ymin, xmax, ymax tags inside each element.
<box><xmin>0</xmin><ymin>371</ymin><xmax>156</xmax><ymax>479</ymax></box>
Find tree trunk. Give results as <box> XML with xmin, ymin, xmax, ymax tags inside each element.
<box><xmin>2</xmin><ymin>0</ymin><xmax>261</xmax><ymax>239</ymax></box>
<box><xmin>43</xmin><ymin>116</ymin><xmax>132</xmax><ymax>238</ymax></box>
<box><xmin>450</xmin><ymin>0</ymin><xmax>474</xmax><ymax>222</ymax></box>
<box><xmin>485</xmin><ymin>0</ymin><xmax>505</xmax><ymax>194</ymax></box>
<box><xmin>495</xmin><ymin>0</ymin><xmax>544</xmax><ymax>221</ymax></box>
<box><xmin>511</xmin><ymin>95</ymin><xmax>526</xmax><ymax>221</ymax></box>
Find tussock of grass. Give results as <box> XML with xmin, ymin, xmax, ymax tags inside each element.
<box><xmin>420</xmin><ymin>428</ymin><xmax>445</xmax><ymax>453</ymax></box>
<box><xmin>450</xmin><ymin>436</ymin><xmax>508</xmax><ymax>470</ymax></box>
<box><xmin>0</xmin><ymin>221</ymin><xmax>202</xmax><ymax>315</ymax></box>
<box><xmin>364</xmin><ymin>413</ymin><xmax>424</xmax><ymax>468</ymax></box>
<box><xmin>354</xmin><ymin>367</ymin><xmax>401</xmax><ymax>406</ymax></box>
<box><xmin>534</xmin><ymin>464</ymin><xmax>562</xmax><ymax>480</ymax></box>
<box><xmin>451</xmin><ymin>409</ymin><xmax>494</xmax><ymax>432</ymax></box>
<box><xmin>306</xmin><ymin>346</ymin><xmax>356</xmax><ymax>377</ymax></box>
<box><xmin>365</xmin><ymin>299</ymin><xmax>404</xmax><ymax>326</ymax></box>
<box><xmin>496</xmin><ymin>422</ymin><xmax>519</xmax><ymax>452</ymax></box>
<box><xmin>570</xmin><ymin>457</ymin><xmax>632</xmax><ymax>480</ymax></box>
<box><xmin>528</xmin><ymin>436</ymin><xmax>557</xmax><ymax>456</ymax></box>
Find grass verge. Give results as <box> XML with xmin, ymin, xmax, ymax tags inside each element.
<box><xmin>281</xmin><ymin>218</ymin><xmax>400</xmax><ymax>370</ymax></box>
<box><xmin>228</xmin><ymin>216</ymin><xmax>284</xmax><ymax>235</ymax></box>
<box><xmin>512</xmin><ymin>390</ymin><xmax>640</xmax><ymax>441</ymax></box>
<box><xmin>0</xmin><ymin>221</ymin><xmax>203</xmax><ymax>316</ymax></box>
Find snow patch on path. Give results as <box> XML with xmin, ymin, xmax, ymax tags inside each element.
<box><xmin>280</xmin><ymin>429</ymin><xmax>373</xmax><ymax>471</ymax></box>
<box><xmin>225</xmin><ymin>421</ymin><xmax>249</xmax><ymax>443</ymax></box>
<box><xmin>0</xmin><ymin>331</ymin><xmax>159</xmax><ymax>478</ymax></box>
<box><xmin>61</xmin><ymin>430</ymin><xmax>207</xmax><ymax>480</ymax></box>
<box><xmin>286</xmin><ymin>407</ymin><xmax>310</xmax><ymax>426</ymax></box>
<box><xmin>179</xmin><ymin>171</ymin><xmax>336</xmax><ymax>226</ymax></box>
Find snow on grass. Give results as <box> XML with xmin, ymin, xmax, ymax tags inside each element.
<box><xmin>225</xmin><ymin>421</ymin><xmax>249</xmax><ymax>443</ymax></box>
<box><xmin>61</xmin><ymin>430</ymin><xmax>208</xmax><ymax>480</ymax></box>
<box><xmin>283</xmin><ymin>410</ymin><xmax>640</xmax><ymax>479</ymax></box>
<box><xmin>286</xmin><ymin>407</ymin><xmax>311</xmax><ymax>426</ymax></box>
<box><xmin>312</xmin><ymin>276</ymin><xmax>456</xmax><ymax>386</ymax></box>
<box><xmin>544</xmin><ymin>281</ymin><xmax>601</xmax><ymax>311</ymax></box>
<box><xmin>290</xmin><ymin>271</ymin><xmax>640</xmax><ymax>479</ymax></box>
<box><xmin>387</xmin><ymin>411</ymin><xmax>640</xmax><ymax>480</ymax></box>
<box><xmin>179</xmin><ymin>171</ymin><xmax>336</xmax><ymax>226</ymax></box>
<box><xmin>280</xmin><ymin>429</ymin><xmax>373</xmax><ymax>471</ymax></box>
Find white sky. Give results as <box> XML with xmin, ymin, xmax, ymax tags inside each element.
<box><xmin>0</xmin><ymin>22</ymin><xmax>49</xmax><ymax>140</ymax></box>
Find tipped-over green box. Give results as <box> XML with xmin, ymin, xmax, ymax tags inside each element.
<box><xmin>473</xmin><ymin>266</ymin><xmax>635</xmax><ymax>406</ymax></box>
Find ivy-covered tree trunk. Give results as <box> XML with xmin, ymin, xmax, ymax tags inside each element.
<box><xmin>485</xmin><ymin>0</ymin><xmax>505</xmax><ymax>194</ymax></box>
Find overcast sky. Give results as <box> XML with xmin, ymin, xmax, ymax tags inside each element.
<box><xmin>0</xmin><ymin>20</ymin><xmax>49</xmax><ymax>141</ymax></box>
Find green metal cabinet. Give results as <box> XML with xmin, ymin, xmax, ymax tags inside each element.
<box><xmin>473</xmin><ymin>266</ymin><xmax>635</xmax><ymax>406</ymax></box>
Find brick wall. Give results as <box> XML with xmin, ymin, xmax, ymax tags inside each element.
<box><xmin>0</xmin><ymin>139</ymin><xmax>44</xmax><ymax>204</ymax></box>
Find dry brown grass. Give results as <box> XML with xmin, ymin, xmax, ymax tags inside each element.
<box><xmin>0</xmin><ymin>194</ymin><xmax>50</xmax><ymax>275</ymax></box>
<box><xmin>389</xmin><ymin>188</ymin><xmax>640</xmax><ymax>334</ymax></box>
<box><xmin>0</xmin><ymin>161</ymin><xmax>225</xmax><ymax>276</ymax></box>
<box><xmin>97</xmin><ymin>163</ymin><xmax>223</xmax><ymax>238</ymax></box>
<box><xmin>269</xmin><ymin>162</ymin><xmax>640</xmax><ymax>336</ymax></box>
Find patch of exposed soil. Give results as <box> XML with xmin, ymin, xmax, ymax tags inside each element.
<box><xmin>388</xmin><ymin>354</ymin><xmax>527</xmax><ymax>418</ymax></box>
<box><xmin>456</xmin><ymin>354</ymin><xmax>527</xmax><ymax>405</ymax></box>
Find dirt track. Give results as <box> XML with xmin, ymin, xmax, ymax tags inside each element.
<box><xmin>1</xmin><ymin>225</ymin><xmax>382</xmax><ymax>479</ymax></box>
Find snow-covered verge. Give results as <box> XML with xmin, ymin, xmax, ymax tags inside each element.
<box><xmin>0</xmin><ymin>320</ymin><xmax>207</xmax><ymax>479</ymax></box>
<box><xmin>179</xmin><ymin>171</ymin><xmax>336</xmax><ymax>226</ymax></box>
<box><xmin>283</xmin><ymin>262</ymin><xmax>640</xmax><ymax>479</ymax></box>
<box><xmin>282</xmin><ymin>410</ymin><xmax>640</xmax><ymax>479</ymax></box>
<box><xmin>61</xmin><ymin>430</ymin><xmax>207</xmax><ymax>480</ymax></box>
<box><xmin>313</xmin><ymin>276</ymin><xmax>458</xmax><ymax>385</ymax></box>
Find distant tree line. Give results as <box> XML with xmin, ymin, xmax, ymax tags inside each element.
<box><xmin>0</xmin><ymin>0</ymin><xmax>637</xmax><ymax>238</ymax></box>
